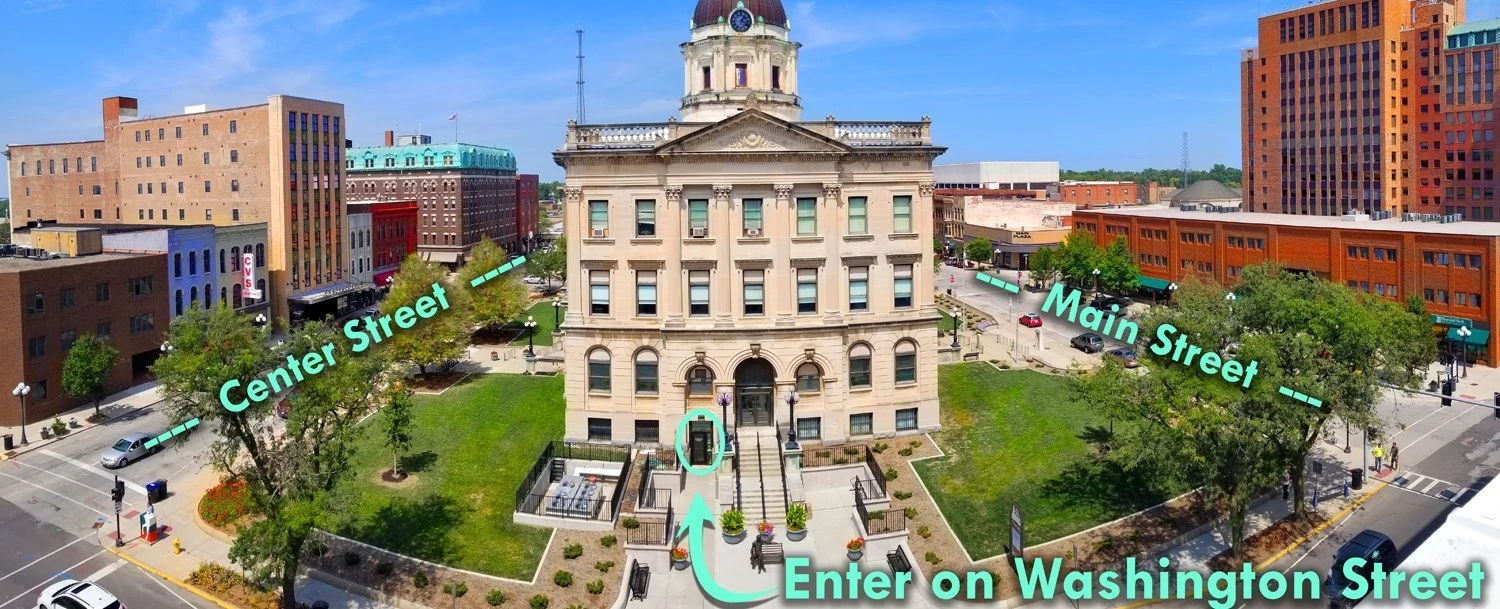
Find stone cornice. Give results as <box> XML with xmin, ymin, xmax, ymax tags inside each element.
<box><xmin>581</xmin><ymin>260</ymin><xmax>618</xmax><ymax>270</ymax></box>
<box><xmin>628</xmin><ymin>260</ymin><xmax>665</xmax><ymax>270</ymax></box>
<box><xmin>790</xmin><ymin>258</ymin><xmax>825</xmax><ymax>269</ymax></box>
<box><xmin>841</xmin><ymin>255</ymin><xmax>877</xmax><ymax>267</ymax></box>
<box><xmin>735</xmin><ymin>259</ymin><xmax>774</xmax><ymax>270</ymax></box>
<box><xmin>682</xmin><ymin>260</ymin><xmax>718</xmax><ymax>271</ymax></box>
<box><xmin>885</xmin><ymin>253</ymin><xmax>923</xmax><ymax>265</ymax></box>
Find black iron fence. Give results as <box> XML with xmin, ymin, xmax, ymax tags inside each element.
<box><xmin>514</xmin><ymin>442</ymin><xmax>557</xmax><ymax>510</ymax></box>
<box><xmin>853</xmin><ymin>477</ymin><xmax>886</xmax><ymax>501</ymax></box>
<box><xmin>637</xmin><ymin>487</ymin><xmax>673</xmax><ymax>510</ymax></box>
<box><xmin>854</xmin><ymin>484</ymin><xmax>906</xmax><ymax>535</ymax></box>
<box><xmin>864</xmin><ymin>446</ymin><xmax>888</xmax><ymax>498</ymax></box>
<box><xmin>512</xmin><ymin>441</ymin><xmax>633</xmax><ymax>520</ymax></box>
<box><xmin>609</xmin><ymin>453</ymin><xmax>635</xmax><ymax>520</ymax></box>
<box><xmin>800</xmin><ymin>445</ymin><xmax>866</xmax><ymax>469</ymax></box>
<box><xmin>517</xmin><ymin>491</ymin><xmax>607</xmax><ymax>520</ymax></box>
<box><xmin>625</xmin><ymin>500</ymin><xmax>674</xmax><ymax>546</ymax></box>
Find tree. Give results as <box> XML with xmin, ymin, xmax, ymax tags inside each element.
<box><xmin>535</xmin><ymin>212</ymin><xmax>555</xmax><ymax>236</ymax></box>
<box><xmin>382</xmin><ymin>255</ymin><xmax>472</xmax><ymax>375</ymax></box>
<box><xmin>1054</xmin><ymin>232</ymin><xmax>1100</xmax><ymax>288</ymax></box>
<box><xmin>458</xmin><ymin>239</ymin><xmax>530</xmax><ymax>331</ymax></box>
<box><xmin>527</xmin><ymin>237</ymin><xmax>567</xmax><ymax>292</ymax></box>
<box><xmin>153</xmin><ymin>306</ymin><xmax>387</xmax><ymax>608</ymax></box>
<box><xmin>381</xmin><ymin>382</ymin><xmax>415</xmax><ymax>479</ymax></box>
<box><xmin>0</xmin><ymin>222</ymin><xmax>9</xmax><ymax>246</ymax></box>
<box><xmin>1097</xmin><ymin>237</ymin><xmax>1140</xmax><ymax>294</ymax></box>
<box><xmin>1027</xmin><ymin>247</ymin><xmax>1060</xmax><ymax>289</ymax></box>
<box><xmin>62</xmin><ymin>334</ymin><xmax>118</xmax><ymax>418</ymax></box>
<box><xmin>964</xmin><ymin>238</ymin><xmax>993</xmax><ymax>266</ymax></box>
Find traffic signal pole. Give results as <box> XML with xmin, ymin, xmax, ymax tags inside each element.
<box><xmin>112</xmin><ymin>476</ymin><xmax>124</xmax><ymax>548</ymax></box>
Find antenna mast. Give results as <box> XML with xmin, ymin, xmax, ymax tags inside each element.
<box><xmin>576</xmin><ymin>29</ymin><xmax>587</xmax><ymax>124</ymax></box>
<box><xmin>1180</xmin><ymin>132</ymin><xmax>1191</xmax><ymax>189</ymax></box>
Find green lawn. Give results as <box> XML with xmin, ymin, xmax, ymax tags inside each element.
<box><xmin>329</xmin><ymin>374</ymin><xmax>564</xmax><ymax>580</ymax></box>
<box><xmin>916</xmin><ymin>364</ymin><xmax>1177</xmax><ymax>559</ymax></box>
<box><xmin>509</xmin><ymin>301</ymin><xmax>566</xmax><ymax>348</ymax></box>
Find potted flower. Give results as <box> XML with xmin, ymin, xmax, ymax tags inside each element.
<box><xmin>786</xmin><ymin>503</ymin><xmax>809</xmax><ymax>542</ymax></box>
<box><xmin>720</xmin><ymin>509</ymin><xmax>747</xmax><ymax>544</ymax></box>
<box><xmin>846</xmin><ymin>537</ymin><xmax>865</xmax><ymax>561</ymax></box>
<box><xmin>671</xmin><ymin>546</ymin><xmax>689</xmax><ymax>570</ymax></box>
<box><xmin>756</xmin><ymin>520</ymin><xmax>775</xmax><ymax>543</ymax></box>
<box><xmin>50</xmin><ymin>418</ymin><xmax>68</xmax><ymax>437</ymax></box>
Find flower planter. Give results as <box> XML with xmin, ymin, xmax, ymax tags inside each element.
<box><xmin>672</xmin><ymin>559</ymin><xmax>690</xmax><ymax>571</ymax></box>
<box><xmin>723</xmin><ymin>530</ymin><xmax>747</xmax><ymax>545</ymax></box>
<box><xmin>786</xmin><ymin>528</ymin><xmax>807</xmax><ymax>542</ymax></box>
<box><xmin>757</xmin><ymin>532</ymin><xmax>775</xmax><ymax>543</ymax></box>
<box><xmin>847</xmin><ymin>550</ymin><xmax>863</xmax><ymax>561</ymax></box>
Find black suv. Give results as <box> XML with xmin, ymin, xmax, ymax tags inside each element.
<box><xmin>1326</xmin><ymin>530</ymin><xmax>1397</xmax><ymax>608</ymax></box>
<box><xmin>1088</xmin><ymin>294</ymin><xmax>1133</xmax><ymax>311</ymax></box>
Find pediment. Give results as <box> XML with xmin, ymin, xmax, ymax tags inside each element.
<box><xmin>658</xmin><ymin>110</ymin><xmax>851</xmax><ymax>155</ymax></box>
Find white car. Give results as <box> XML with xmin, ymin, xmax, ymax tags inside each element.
<box><xmin>37</xmin><ymin>580</ymin><xmax>123</xmax><ymax>609</ymax></box>
<box><xmin>523</xmin><ymin>276</ymin><xmax>545</xmax><ymax>285</ymax></box>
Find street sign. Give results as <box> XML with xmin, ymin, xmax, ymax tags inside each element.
<box><xmin>243</xmin><ymin>252</ymin><xmax>255</xmax><ymax>292</ymax></box>
<box><xmin>1432</xmin><ymin>314</ymin><xmax>1474</xmax><ymax>328</ymax></box>
<box><xmin>245</xmin><ymin>289</ymin><xmax>263</xmax><ymax>299</ymax></box>
<box><xmin>1010</xmin><ymin>504</ymin><xmax>1025</xmax><ymax>560</ymax></box>
<box><xmin>114</xmin><ymin>501</ymin><xmax>122</xmax><ymax>515</ymax></box>
<box><xmin>949</xmin><ymin>276</ymin><xmax>955</xmax><ymax>284</ymax></box>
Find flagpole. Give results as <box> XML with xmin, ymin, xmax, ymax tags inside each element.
<box><xmin>454</xmin><ymin>116</ymin><xmax>459</xmax><ymax>143</ymax></box>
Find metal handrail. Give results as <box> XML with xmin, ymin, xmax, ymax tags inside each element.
<box><xmin>776</xmin><ymin>427</ymin><xmax>790</xmax><ymax>512</ymax></box>
<box><xmin>732</xmin><ymin>433</ymin><xmax>743</xmax><ymax>511</ymax></box>
<box><xmin>755</xmin><ymin>434</ymin><xmax>767</xmax><ymax>521</ymax></box>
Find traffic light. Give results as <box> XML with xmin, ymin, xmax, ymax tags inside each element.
<box><xmin>110</xmin><ymin>478</ymin><xmax>124</xmax><ymax>504</ymax></box>
<box><xmin>1442</xmin><ymin>378</ymin><xmax>1455</xmax><ymax>407</ymax></box>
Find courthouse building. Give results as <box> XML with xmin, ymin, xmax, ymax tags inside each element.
<box><xmin>554</xmin><ymin>0</ymin><xmax>945</xmax><ymax>448</ymax></box>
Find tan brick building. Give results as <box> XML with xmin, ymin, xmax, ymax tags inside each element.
<box><xmin>6</xmin><ymin>95</ymin><xmax>349</xmax><ymax>322</ymax></box>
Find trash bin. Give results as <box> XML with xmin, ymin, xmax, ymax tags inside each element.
<box><xmin>146</xmin><ymin>479</ymin><xmax>168</xmax><ymax>503</ymax></box>
<box><xmin>2</xmin><ymin>434</ymin><xmax>12</xmax><ymax>451</ymax></box>
<box><xmin>1349</xmin><ymin>468</ymin><xmax>1364</xmax><ymax>491</ymax></box>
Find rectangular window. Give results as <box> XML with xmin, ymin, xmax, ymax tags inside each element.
<box><xmin>1424</xmin><ymin>251</ymin><xmax>1436</xmax><ymax>264</ymax></box>
<box><xmin>796</xmin><ymin>197</ymin><xmax>817</xmax><ymax>235</ymax></box>
<box><xmin>129</xmin><ymin>276</ymin><xmax>153</xmax><ymax>296</ymax></box>
<box><xmin>634</xmin><ymin>420</ymin><xmax>660</xmax><ymax>444</ymax></box>
<box><xmin>96</xmin><ymin>322</ymin><xmax>110</xmax><ymax>341</ymax></box>
<box><xmin>230</xmin><ymin>150</ymin><xmax>238</xmax><ymax>163</ymax></box>
<box><xmin>848</xmin><ymin>196</ymin><xmax>868</xmax><ymax>234</ymax></box>
<box><xmin>28</xmin><ymin>337</ymin><xmax>45</xmax><ymax>359</ymax></box>
<box><xmin>129</xmin><ymin>314</ymin><xmax>155</xmax><ymax>334</ymax></box>
<box><xmin>849</xmin><ymin>413</ymin><xmax>874</xmax><ymax>437</ymax></box>
<box><xmin>229</xmin><ymin>119</ymin><xmax>237</xmax><ymax>134</ymax></box>
<box><xmin>202</xmin><ymin>123</ymin><xmax>209</xmax><ymax>136</ymax></box>
<box><xmin>797</xmin><ymin>268</ymin><xmax>817</xmax><ymax>314</ymax></box>
<box><xmin>588</xmin><ymin>201</ymin><xmax>609</xmax><ymax>237</ymax></box>
<box><xmin>895</xmin><ymin>343</ymin><xmax>917</xmax><ymax>383</ymax></box>
<box><xmin>702</xmin><ymin>66</ymin><xmax>712</xmax><ymax>90</ymax></box>
<box><xmin>735</xmin><ymin>63</ymin><xmax>748</xmax><ymax>87</ymax></box>
<box><xmin>636</xmin><ymin>200</ymin><xmax>656</xmax><ymax>237</ymax></box>
<box><xmin>742</xmin><ymin>199</ymin><xmax>764</xmax><ymax>236</ymax></box>
<box><xmin>175</xmin><ymin>126</ymin><xmax>182</xmax><ymax>139</ymax></box>
<box><xmin>587</xmin><ymin>418</ymin><xmax>612</xmax><ymax>442</ymax></box>
<box><xmin>26</xmin><ymin>292</ymin><xmax>43</xmax><ymax>315</ymax></box>
<box><xmin>797</xmin><ymin>417</ymin><xmax>821</xmax><ymax>440</ymax></box>
<box><xmin>772</xmin><ymin>66</ymin><xmax>782</xmax><ymax>90</ymax></box>
<box><xmin>1471</xmin><ymin>255</ymin><xmax>1483</xmax><ymax>269</ymax></box>
<box><xmin>60</xmin><ymin>287</ymin><xmax>75</xmax><ymax>310</ymax></box>
<box><xmin>689</xmin><ymin>270</ymin><xmax>710</xmax><ymax>316</ymax></box>
<box><xmin>590</xmin><ymin>270</ymin><xmax>610</xmax><ymax>315</ymax></box>
<box><xmin>205</xmin><ymin>180</ymin><xmax>212</xmax><ymax>193</ymax></box>
<box><xmin>96</xmin><ymin>282</ymin><xmax>109</xmax><ymax>302</ymax></box>
<box><xmin>849</xmin><ymin>266</ymin><xmax>869</xmax><ymax>311</ymax></box>
<box><xmin>204</xmin><ymin>152</ymin><xmax>210</xmax><ymax>164</ymax></box>
<box><xmin>1438</xmin><ymin>252</ymin><xmax>1451</xmax><ymax>265</ymax></box>
<box><xmin>636</xmin><ymin>270</ymin><xmax>657</xmax><ymax>316</ymax></box>
<box><xmin>688</xmin><ymin>199</ymin><xmax>709</xmax><ymax>236</ymax></box>
<box><xmin>894</xmin><ymin>264</ymin><xmax>914</xmax><ymax>308</ymax></box>
<box><xmin>893</xmin><ymin>195</ymin><xmax>913</xmax><ymax>233</ymax></box>
<box><xmin>896</xmin><ymin>408</ymin><xmax>919</xmax><ymax>431</ymax></box>
<box><xmin>744</xmin><ymin>269</ymin><xmax>765</xmax><ymax>315</ymax></box>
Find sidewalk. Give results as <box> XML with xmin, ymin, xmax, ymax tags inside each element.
<box><xmin>1</xmin><ymin>381</ymin><xmax>164</xmax><ymax>460</ymax></box>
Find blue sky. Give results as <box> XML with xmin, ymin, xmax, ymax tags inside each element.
<box><xmin>5</xmin><ymin>0</ymin><xmax>1500</xmax><ymax>190</ymax></box>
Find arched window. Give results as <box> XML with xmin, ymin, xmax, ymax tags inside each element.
<box><xmin>634</xmin><ymin>350</ymin><xmax>659</xmax><ymax>395</ymax></box>
<box><xmin>175</xmin><ymin>289</ymin><xmax>183</xmax><ymax>317</ymax></box>
<box><xmin>189</xmin><ymin>286</ymin><xmax>199</xmax><ymax>308</ymax></box>
<box><xmin>233</xmin><ymin>284</ymin><xmax>243</xmax><ymax>309</ymax></box>
<box><xmin>795</xmin><ymin>362</ymin><xmax>822</xmax><ymax>393</ymax></box>
<box><xmin>188</xmin><ymin>251</ymin><xmax>197</xmax><ymax>276</ymax></box>
<box><xmin>219</xmin><ymin>249</ymin><xmax>226</xmax><ymax>274</ymax></box>
<box><xmin>687</xmin><ymin>366</ymin><xmax>714</xmax><ymax>396</ymax></box>
<box><xmin>221</xmin><ymin>286</ymin><xmax>228</xmax><ymax>307</ymax></box>
<box><xmin>231</xmin><ymin>247</ymin><xmax>241</xmax><ymax>271</ymax></box>
<box><xmin>203</xmin><ymin>249</ymin><xmax>212</xmax><ymax>274</ymax></box>
<box><xmin>173</xmin><ymin>253</ymin><xmax>182</xmax><ymax>278</ymax></box>
<box><xmin>255</xmin><ymin>244</ymin><xmax>265</xmax><ymax>267</ymax></box>
<box><xmin>849</xmin><ymin>344</ymin><xmax>873</xmax><ymax>388</ymax></box>
<box><xmin>587</xmin><ymin>348</ymin><xmax>612</xmax><ymax>393</ymax></box>
<box><xmin>204</xmin><ymin>284</ymin><xmax>213</xmax><ymax>308</ymax></box>
<box><xmin>894</xmin><ymin>340</ymin><xmax>918</xmax><ymax>384</ymax></box>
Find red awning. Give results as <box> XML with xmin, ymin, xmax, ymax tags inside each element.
<box><xmin>373</xmin><ymin>270</ymin><xmax>398</xmax><ymax>286</ymax></box>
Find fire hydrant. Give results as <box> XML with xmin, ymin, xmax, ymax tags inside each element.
<box><xmin>173</xmin><ymin>538</ymin><xmax>182</xmax><ymax>555</ymax></box>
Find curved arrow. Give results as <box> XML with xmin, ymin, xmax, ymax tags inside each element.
<box><xmin>676</xmin><ymin>493</ymin><xmax>778</xmax><ymax>604</ymax></box>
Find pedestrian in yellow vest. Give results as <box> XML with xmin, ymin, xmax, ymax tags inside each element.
<box><xmin>1372</xmin><ymin>444</ymin><xmax>1385</xmax><ymax>472</ymax></box>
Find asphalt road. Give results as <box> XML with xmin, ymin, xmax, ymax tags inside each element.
<box><xmin>944</xmin><ymin>266</ymin><xmax>1131</xmax><ymax>361</ymax></box>
<box><xmin>0</xmin><ymin>404</ymin><xmax>217</xmax><ymax>609</ymax></box>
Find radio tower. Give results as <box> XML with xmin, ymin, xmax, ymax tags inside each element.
<box><xmin>1180</xmin><ymin>132</ymin><xmax>1191</xmax><ymax>189</ymax></box>
<box><xmin>575</xmin><ymin>29</ymin><xmax>587</xmax><ymax>124</ymax></box>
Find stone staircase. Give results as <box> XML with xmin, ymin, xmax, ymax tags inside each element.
<box><xmin>738</xmin><ymin>427</ymin><xmax>789</xmax><ymax>527</ymax></box>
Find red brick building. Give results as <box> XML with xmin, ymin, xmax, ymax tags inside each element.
<box><xmin>368</xmin><ymin>200</ymin><xmax>419</xmax><ymax>286</ymax></box>
<box><xmin>1059</xmin><ymin>181</ymin><xmax>1139</xmax><ymax>206</ymax></box>
<box><xmin>0</xmin><ymin>250</ymin><xmax>169</xmax><ymax>426</ymax></box>
<box><xmin>1073</xmin><ymin>206</ymin><xmax>1497</xmax><ymax>363</ymax></box>
<box><xmin>516</xmin><ymin>173</ymin><xmax>540</xmax><ymax>252</ymax></box>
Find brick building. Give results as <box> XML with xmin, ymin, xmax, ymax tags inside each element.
<box><xmin>346</xmin><ymin>132</ymin><xmax>519</xmax><ymax>266</ymax></box>
<box><xmin>516</xmin><ymin>173</ymin><xmax>540</xmax><ymax>252</ymax></box>
<box><xmin>5</xmin><ymin>95</ymin><xmax>350</xmax><ymax>322</ymax></box>
<box><xmin>365</xmin><ymin>200</ymin><xmax>419</xmax><ymax>287</ymax></box>
<box><xmin>1059</xmin><ymin>181</ymin><xmax>1140</xmax><ymax>206</ymax></box>
<box><xmin>1073</xmin><ymin>206</ymin><xmax>1497</xmax><ymax>363</ymax></box>
<box><xmin>0</xmin><ymin>246</ymin><xmax>168</xmax><ymax>426</ymax></box>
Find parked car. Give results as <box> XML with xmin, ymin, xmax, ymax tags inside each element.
<box><xmin>1104</xmin><ymin>347</ymin><xmax>1140</xmax><ymax>368</ymax></box>
<box><xmin>1071</xmin><ymin>332</ymin><xmax>1105</xmax><ymax>353</ymax></box>
<box><xmin>1088</xmin><ymin>294</ymin><xmax>1133</xmax><ymax>311</ymax></box>
<box><xmin>37</xmin><ymin>580</ymin><xmax>123</xmax><ymax>609</ymax></box>
<box><xmin>275</xmin><ymin>397</ymin><xmax>291</xmax><ymax>419</ymax></box>
<box><xmin>523</xmin><ymin>276</ymin><xmax>545</xmax><ymax>285</ymax></box>
<box><xmin>1019</xmin><ymin>313</ymin><xmax>1044</xmax><ymax>328</ymax></box>
<box><xmin>1325</xmin><ymin>530</ymin><xmax>1397</xmax><ymax>608</ymax></box>
<box><xmin>99</xmin><ymin>432</ymin><xmax>159</xmax><ymax>469</ymax></box>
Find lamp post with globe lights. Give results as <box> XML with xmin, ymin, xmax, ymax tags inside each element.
<box><xmin>524</xmin><ymin>316</ymin><xmax>538</xmax><ymax>357</ymax></box>
<box><xmin>1458</xmin><ymin>325</ymin><xmax>1473</xmax><ymax>378</ymax></box>
<box><xmin>551</xmin><ymin>297</ymin><xmax>564</xmax><ymax>333</ymax></box>
<box><xmin>950</xmin><ymin>307</ymin><xmax>962</xmax><ymax>349</ymax></box>
<box><xmin>11</xmin><ymin>383</ymin><xmax>31</xmax><ymax>445</ymax></box>
<box><xmin>784</xmin><ymin>390</ymin><xmax>800</xmax><ymax>451</ymax></box>
<box><xmin>716</xmin><ymin>390</ymin><xmax>734</xmax><ymax>447</ymax></box>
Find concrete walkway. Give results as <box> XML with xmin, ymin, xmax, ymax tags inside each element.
<box><xmin>1</xmin><ymin>381</ymin><xmax>165</xmax><ymax>460</ymax></box>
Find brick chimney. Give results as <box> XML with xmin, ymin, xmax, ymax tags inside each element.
<box><xmin>384</xmin><ymin>130</ymin><xmax>394</xmax><ymax>146</ymax></box>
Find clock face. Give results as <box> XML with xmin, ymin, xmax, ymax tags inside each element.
<box><xmin>730</xmin><ymin>9</ymin><xmax>753</xmax><ymax>32</ymax></box>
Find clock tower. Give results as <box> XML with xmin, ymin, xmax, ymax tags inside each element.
<box><xmin>681</xmin><ymin>0</ymin><xmax>802</xmax><ymax>122</ymax></box>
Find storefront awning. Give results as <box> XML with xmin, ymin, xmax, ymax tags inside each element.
<box><xmin>994</xmin><ymin>244</ymin><xmax>1043</xmax><ymax>254</ymax></box>
<box><xmin>421</xmin><ymin>251</ymin><xmax>462</xmax><ymax>264</ymax></box>
<box><xmin>1446</xmin><ymin>327</ymin><xmax>1490</xmax><ymax>346</ymax></box>
<box><xmin>1137</xmin><ymin>275</ymin><xmax>1172</xmax><ymax>291</ymax></box>
<box><xmin>289</xmin><ymin>281</ymin><xmax>365</xmax><ymax>305</ymax></box>
<box><xmin>373</xmin><ymin>269</ymin><xmax>398</xmax><ymax>286</ymax></box>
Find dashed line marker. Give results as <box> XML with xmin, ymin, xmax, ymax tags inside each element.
<box><xmin>975</xmin><ymin>272</ymin><xmax>1021</xmax><ymax>294</ymax></box>
<box><xmin>469</xmin><ymin>255</ymin><xmax>527</xmax><ymax>288</ymax></box>
<box><xmin>1278</xmin><ymin>385</ymin><xmax>1323</xmax><ymax>408</ymax></box>
<box><xmin>142</xmin><ymin>418</ymin><xmax>199</xmax><ymax>450</ymax></box>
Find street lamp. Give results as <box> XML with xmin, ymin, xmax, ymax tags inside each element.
<box><xmin>551</xmin><ymin>297</ymin><xmax>564</xmax><ymax>333</ymax></box>
<box><xmin>1458</xmin><ymin>326</ymin><xmax>1472</xmax><ymax>378</ymax></box>
<box><xmin>1092</xmin><ymin>268</ymin><xmax>1101</xmax><ymax>293</ymax></box>
<box><xmin>524</xmin><ymin>316</ymin><xmax>537</xmax><ymax>357</ymax></box>
<box><xmin>12</xmin><ymin>383</ymin><xmax>31</xmax><ymax>445</ymax></box>
<box><xmin>716</xmin><ymin>390</ymin><xmax>734</xmax><ymax>447</ymax></box>
<box><xmin>254</xmin><ymin>313</ymin><xmax>267</xmax><ymax>328</ymax></box>
<box><xmin>784</xmin><ymin>390</ymin><xmax>800</xmax><ymax>451</ymax></box>
<box><xmin>951</xmin><ymin>307</ymin><xmax>962</xmax><ymax>349</ymax></box>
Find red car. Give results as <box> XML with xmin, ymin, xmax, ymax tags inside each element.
<box><xmin>1019</xmin><ymin>313</ymin><xmax>1043</xmax><ymax>328</ymax></box>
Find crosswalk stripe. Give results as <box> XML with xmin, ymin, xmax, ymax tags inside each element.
<box><xmin>37</xmin><ymin>449</ymin><xmax>147</xmax><ymax>496</ymax></box>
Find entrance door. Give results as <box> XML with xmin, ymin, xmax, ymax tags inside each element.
<box><xmin>688</xmin><ymin>420</ymin><xmax>713</xmax><ymax>466</ymax></box>
<box><xmin>735</xmin><ymin>358</ymin><xmax>776</xmax><ymax>428</ymax></box>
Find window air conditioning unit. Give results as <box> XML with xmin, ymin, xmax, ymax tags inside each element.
<box><xmin>690</xmin><ymin>227</ymin><xmax>709</xmax><ymax>238</ymax></box>
<box><xmin>744</xmin><ymin>228</ymin><xmax>761</xmax><ymax>237</ymax></box>
<box><xmin>591</xmin><ymin>228</ymin><xmax>608</xmax><ymax>238</ymax></box>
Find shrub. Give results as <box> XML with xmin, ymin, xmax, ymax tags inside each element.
<box><xmin>786</xmin><ymin>503</ymin><xmax>809</xmax><ymax>531</ymax></box>
<box><xmin>529</xmin><ymin>595</ymin><xmax>549</xmax><ymax>609</ymax></box>
<box><xmin>343</xmin><ymin>551</ymin><xmax>361</xmax><ymax>567</ymax></box>
<box><xmin>562</xmin><ymin>543</ymin><xmax>583</xmax><ymax>559</ymax></box>
<box><xmin>414</xmin><ymin>572</ymin><xmax>429</xmax><ymax>588</ymax></box>
<box><xmin>375</xmin><ymin>562</ymin><xmax>394</xmax><ymax>577</ymax></box>
<box><xmin>867</xmin><ymin>510</ymin><xmax>884</xmax><ymax>520</ymax></box>
<box><xmin>568</xmin><ymin>605</ymin><xmax>585</xmax><ymax>609</ymax></box>
<box><xmin>198</xmin><ymin>480</ymin><xmax>252</xmax><ymax>528</ymax></box>
<box><xmin>872</xmin><ymin>442</ymin><xmax>889</xmax><ymax>453</ymax></box>
<box><xmin>815</xmin><ymin>450</ymin><xmax>831</xmax><ymax>458</ymax></box>
<box><xmin>1127</xmin><ymin>529</ymin><xmax>1143</xmax><ymax>542</ymax></box>
<box><xmin>553</xmin><ymin>571</ymin><xmax>573</xmax><ymax>587</ymax></box>
<box><xmin>622</xmin><ymin>517</ymin><xmax>639</xmax><ymax>530</ymax></box>
<box><xmin>487</xmin><ymin>589</ymin><xmax>506</xmax><ymax>606</ymax></box>
<box><xmin>903</xmin><ymin>507</ymin><xmax>918</xmax><ymax>519</ymax></box>
<box><xmin>1093</xmin><ymin>538</ymin><xmax>1114</xmax><ymax>553</ymax></box>
<box><xmin>186</xmin><ymin>563</ymin><xmax>279</xmax><ymax>608</ymax></box>
<box><xmin>917</xmin><ymin>526</ymin><xmax>932</xmax><ymax>539</ymax></box>
<box><xmin>595</xmin><ymin>560</ymin><xmax>615</xmax><ymax>573</ymax></box>
<box><xmin>587</xmin><ymin>580</ymin><xmax>605</xmax><ymax>595</ymax></box>
<box><xmin>600</xmin><ymin>535</ymin><xmax>617</xmax><ymax>548</ymax></box>
<box><xmin>884</xmin><ymin>467</ymin><xmax>898</xmax><ymax>481</ymax></box>
<box><xmin>1000</xmin><ymin>363</ymin><xmax>1012</xmax><ymax>369</ymax></box>
<box><xmin>897</xmin><ymin>447</ymin><xmax>914</xmax><ymax>457</ymax></box>
<box><xmin>843</xmin><ymin>447</ymin><xmax>860</xmax><ymax>456</ymax></box>
<box><xmin>833</xmin><ymin>457</ymin><xmax>848</xmax><ymax>465</ymax></box>
<box><xmin>893</xmin><ymin>491</ymin><xmax>912</xmax><ymax>500</ymax></box>
<box><xmin>925</xmin><ymin>551</ymin><xmax>942</xmax><ymax>565</ymax></box>
<box><xmin>909</xmin><ymin>440</ymin><xmax>922</xmax><ymax>448</ymax></box>
<box><xmin>443</xmin><ymin>582</ymin><xmax>469</xmax><ymax>598</ymax></box>
<box><xmin>719</xmin><ymin>509</ymin><xmax>746</xmax><ymax>535</ymax></box>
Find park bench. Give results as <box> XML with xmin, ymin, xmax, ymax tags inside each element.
<box><xmin>628</xmin><ymin>560</ymin><xmax>650</xmax><ymax>601</ymax></box>
<box><xmin>750</xmin><ymin>539</ymin><xmax>785</xmax><ymax>573</ymax></box>
<box><xmin>887</xmin><ymin>545</ymin><xmax>912</xmax><ymax>573</ymax></box>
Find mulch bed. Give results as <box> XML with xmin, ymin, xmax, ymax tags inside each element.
<box><xmin>1205</xmin><ymin>509</ymin><xmax>1325</xmax><ymax>572</ymax></box>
